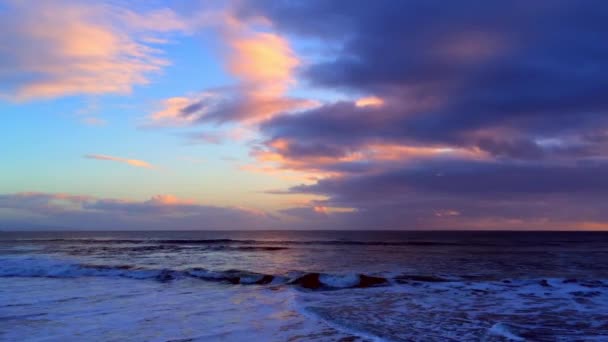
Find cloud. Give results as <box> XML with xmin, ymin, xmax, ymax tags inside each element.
<box><xmin>5</xmin><ymin>1</ymin><xmax>607</xmax><ymax>230</ymax></box>
<box><xmin>228</xmin><ymin>0</ymin><xmax>608</xmax><ymax>229</ymax></box>
<box><xmin>0</xmin><ymin>192</ymin><xmax>278</xmax><ymax>230</ymax></box>
<box><xmin>0</xmin><ymin>192</ymin><xmax>91</xmax><ymax>210</ymax></box>
<box><xmin>209</xmin><ymin>21</ymin><xmax>321</xmax><ymax>123</ymax></box>
<box><xmin>355</xmin><ymin>96</ymin><xmax>384</xmax><ymax>108</ymax></box>
<box><xmin>84</xmin><ymin>154</ymin><xmax>154</xmax><ymax>169</ymax></box>
<box><xmin>290</xmin><ymin>160</ymin><xmax>608</xmax><ymax>199</ymax></box>
<box><xmin>147</xmin><ymin>10</ymin><xmax>316</xmax><ymax>127</ymax></box>
<box><xmin>0</xmin><ymin>1</ymin><xmax>188</xmax><ymax>100</ymax></box>
<box><xmin>227</xmin><ymin>31</ymin><xmax>298</xmax><ymax>97</ymax></box>
<box><xmin>238</xmin><ymin>0</ymin><xmax>608</xmax><ymax>145</ymax></box>
<box><xmin>277</xmin><ymin>159</ymin><xmax>608</xmax><ymax>229</ymax></box>
<box><xmin>148</xmin><ymin>94</ymin><xmax>213</xmax><ymax>126</ymax></box>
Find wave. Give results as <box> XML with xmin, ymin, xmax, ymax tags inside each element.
<box><xmin>488</xmin><ymin>323</ymin><xmax>525</xmax><ymax>341</ymax></box>
<box><xmin>3</xmin><ymin>257</ymin><xmax>606</xmax><ymax>295</ymax></box>
<box><xmin>0</xmin><ymin>238</ymin><xmax>502</xmax><ymax>247</ymax></box>
<box><xmin>0</xmin><ymin>257</ymin><xmax>388</xmax><ymax>290</ymax></box>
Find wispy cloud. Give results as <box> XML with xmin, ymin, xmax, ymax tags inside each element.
<box><xmin>84</xmin><ymin>154</ymin><xmax>153</xmax><ymax>169</ymax></box>
<box><xmin>0</xmin><ymin>1</ymin><xmax>189</xmax><ymax>101</ymax></box>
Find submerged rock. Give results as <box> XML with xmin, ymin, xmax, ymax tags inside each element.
<box><xmin>255</xmin><ymin>275</ymin><xmax>275</xmax><ymax>285</ymax></box>
<box><xmin>291</xmin><ymin>273</ymin><xmax>322</xmax><ymax>289</ymax></box>
<box><xmin>357</xmin><ymin>274</ymin><xmax>388</xmax><ymax>288</ymax></box>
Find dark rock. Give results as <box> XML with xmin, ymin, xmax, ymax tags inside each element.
<box><xmin>255</xmin><ymin>275</ymin><xmax>275</xmax><ymax>285</ymax></box>
<box><xmin>226</xmin><ymin>277</ymin><xmax>240</xmax><ymax>284</ymax></box>
<box><xmin>358</xmin><ymin>274</ymin><xmax>388</xmax><ymax>288</ymax></box>
<box><xmin>291</xmin><ymin>273</ymin><xmax>322</xmax><ymax>289</ymax></box>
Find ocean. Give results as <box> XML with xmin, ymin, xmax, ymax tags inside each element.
<box><xmin>1</xmin><ymin>230</ymin><xmax>607</xmax><ymax>341</ymax></box>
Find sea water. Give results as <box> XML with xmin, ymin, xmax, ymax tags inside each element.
<box><xmin>1</xmin><ymin>231</ymin><xmax>607</xmax><ymax>341</ymax></box>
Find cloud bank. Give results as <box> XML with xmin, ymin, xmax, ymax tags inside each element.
<box><xmin>233</xmin><ymin>0</ymin><xmax>608</xmax><ymax>229</ymax></box>
<box><xmin>0</xmin><ymin>192</ymin><xmax>278</xmax><ymax>230</ymax></box>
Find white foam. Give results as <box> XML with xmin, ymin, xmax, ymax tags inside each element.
<box><xmin>488</xmin><ymin>323</ymin><xmax>524</xmax><ymax>341</ymax></box>
<box><xmin>0</xmin><ymin>256</ymin><xmax>159</xmax><ymax>279</ymax></box>
<box><xmin>0</xmin><ymin>277</ymin><xmax>358</xmax><ymax>341</ymax></box>
<box><xmin>3</xmin><ymin>255</ymin><xmax>608</xmax><ymax>340</ymax></box>
<box><xmin>319</xmin><ymin>273</ymin><xmax>361</xmax><ymax>288</ymax></box>
<box><xmin>291</xmin><ymin>277</ymin><xmax>608</xmax><ymax>341</ymax></box>
<box><xmin>186</xmin><ymin>268</ymin><xmax>224</xmax><ymax>279</ymax></box>
<box><xmin>237</xmin><ymin>274</ymin><xmax>264</xmax><ymax>284</ymax></box>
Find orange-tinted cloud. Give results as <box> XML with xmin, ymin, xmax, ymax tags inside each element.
<box><xmin>227</xmin><ymin>32</ymin><xmax>298</xmax><ymax>97</ymax></box>
<box><xmin>1</xmin><ymin>1</ymin><xmax>187</xmax><ymax>100</ymax></box>
<box><xmin>149</xmin><ymin>95</ymin><xmax>212</xmax><ymax>126</ymax></box>
<box><xmin>148</xmin><ymin>13</ymin><xmax>316</xmax><ymax>126</ymax></box>
<box><xmin>84</xmin><ymin>154</ymin><xmax>154</xmax><ymax>169</ymax></box>
<box><xmin>355</xmin><ymin>96</ymin><xmax>384</xmax><ymax>107</ymax></box>
<box><xmin>221</xmin><ymin>24</ymin><xmax>317</xmax><ymax>122</ymax></box>
<box><xmin>252</xmin><ymin>138</ymin><xmax>487</xmax><ymax>177</ymax></box>
<box><xmin>360</xmin><ymin>144</ymin><xmax>487</xmax><ymax>161</ymax></box>
<box><xmin>146</xmin><ymin>194</ymin><xmax>195</xmax><ymax>206</ymax></box>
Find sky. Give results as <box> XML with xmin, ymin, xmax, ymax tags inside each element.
<box><xmin>1</xmin><ymin>0</ymin><xmax>607</xmax><ymax>230</ymax></box>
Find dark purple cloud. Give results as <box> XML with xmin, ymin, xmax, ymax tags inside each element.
<box><xmin>238</xmin><ymin>0</ymin><xmax>608</xmax><ymax>228</ymax></box>
<box><xmin>242</xmin><ymin>0</ymin><xmax>608</xmax><ymax>147</ymax></box>
<box><xmin>290</xmin><ymin>160</ymin><xmax>608</xmax><ymax>199</ymax></box>
<box><xmin>281</xmin><ymin>160</ymin><xmax>608</xmax><ymax>229</ymax></box>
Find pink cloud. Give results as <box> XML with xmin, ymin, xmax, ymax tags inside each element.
<box><xmin>227</xmin><ymin>31</ymin><xmax>298</xmax><ymax>98</ymax></box>
<box><xmin>355</xmin><ymin>96</ymin><xmax>384</xmax><ymax>108</ymax></box>
<box><xmin>0</xmin><ymin>1</ymin><xmax>189</xmax><ymax>100</ymax></box>
<box><xmin>147</xmin><ymin>13</ymin><xmax>316</xmax><ymax>127</ymax></box>
<box><xmin>146</xmin><ymin>195</ymin><xmax>195</xmax><ymax>206</ymax></box>
<box><xmin>84</xmin><ymin>154</ymin><xmax>154</xmax><ymax>169</ymax></box>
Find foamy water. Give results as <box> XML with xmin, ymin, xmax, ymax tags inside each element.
<box><xmin>1</xmin><ymin>231</ymin><xmax>608</xmax><ymax>341</ymax></box>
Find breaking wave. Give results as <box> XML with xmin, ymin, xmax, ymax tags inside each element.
<box><xmin>3</xmin><ymin>256</ymin><xmax>607</xmax><ymax>297</ymax></box>
<box><xmin>0</xmin><ymin>256</ymin><xmax>389</xmax><ymax>290</ymax></box>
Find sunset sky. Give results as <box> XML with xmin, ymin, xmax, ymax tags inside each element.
<box><xmin>1</xmin><ymin>0</ymin><xmax>607</xmax><ymax>230</ymax></box>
